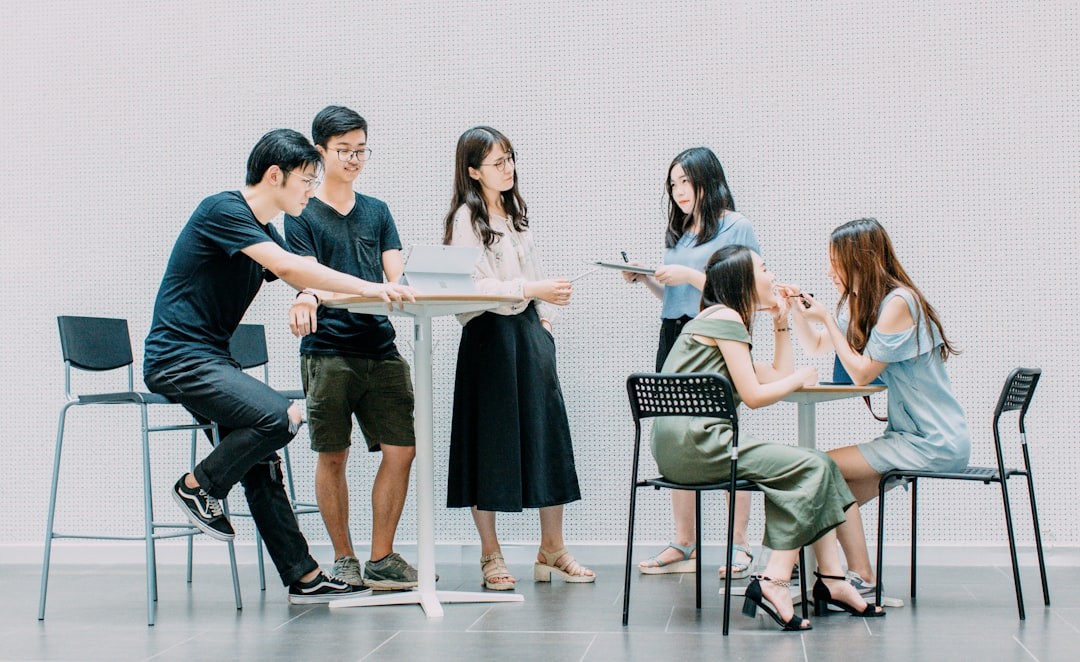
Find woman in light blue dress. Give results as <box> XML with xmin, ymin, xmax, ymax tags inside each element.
<box><xmin>792</xmin><ymin>217</ymin><xmax>970</xmax><ymax>599</ymax></box>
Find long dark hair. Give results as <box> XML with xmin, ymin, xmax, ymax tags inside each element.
<box><xmin>830</xmin><ymin>218</ymin><xmax>957</xmax><ymax>360</ymax></box>
<box><xmin>701</xmin><ymin>245</ymin><xmax>757</xmax><ymax>336</ymax></box>
<box><xmin>442</xmin><ymin>126</ymin><xmax>528</xmax><ymax>247</ymax></box>
<box><xmin>664</xmin><ymin>147</ymin><xmax>736</xmax><ymax>249</ymax></box>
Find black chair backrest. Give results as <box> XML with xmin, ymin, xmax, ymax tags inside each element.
<box><xmin>994</xmin><ymin>368</ymin><xmax>1041</xmax><ymax>433</ymax></box>
<box><xmin>229</xmin><ymin>324</ymin><xmax>269</xmax><ymax>370</ymax></box>
<box><xmin>627</xmin><ymin>372</ymin><xmax>738</xmax><ymax>425</ymax></box>
<box><xmin>57</xmin><ymin>316</ymin><xmax>133</xmax><ymax>371</ymax></box>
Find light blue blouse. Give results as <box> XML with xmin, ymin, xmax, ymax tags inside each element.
<box><xmin>660</xmin><ymin>211</ymin><xmax>760</xmax><ymax>319</ymax></box>
<box><xmin>839</xmin><ymin>288</ymin><xmax>971</xmax><ymax>473</ymax></box>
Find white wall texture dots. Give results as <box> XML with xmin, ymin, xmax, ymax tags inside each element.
<box><xmin>1</xmin><ymin>1</ymin><xmax>1077</xmax><ymax>561</ymax></box>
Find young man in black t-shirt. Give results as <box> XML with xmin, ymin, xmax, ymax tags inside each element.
<box><xmin>284</xmin><ymin>106</ymin><xmax>419</xmax><ymax>589</ymax></box>
<box><xmin>143</xmin><ymin>128</ymin><xmax>415</xmax><ymax>604</ymax></box>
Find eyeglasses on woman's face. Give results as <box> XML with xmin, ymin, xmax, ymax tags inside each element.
<box><xmin>479</xmin><ymin>152</ymin><xmax>515</xmax><ymax>173</ymax></box>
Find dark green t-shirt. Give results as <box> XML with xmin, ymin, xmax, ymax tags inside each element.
<box><xmin>284</xmin><ymin>193</ymin><xmax>402</xmax><ymax>359</ymax></box>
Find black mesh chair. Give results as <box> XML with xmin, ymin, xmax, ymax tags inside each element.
<box><xmin>40</xmin><ymin>316</ymin><xmax>242</xmax><ymax>626</ymax></box>
<box><xmin>874</xmin><ymin>367</ymin><xmax>1049</xmax><ymax>619</ymax></box>
<box><xmin>220</xmin><ymin>323</ymin><xmax>319</xmax><ymax>590</ymax></box>
<box><xmin>623</xmin><ymin>372</ymin><xmax>807</xmax><ymax>635</ymax></box>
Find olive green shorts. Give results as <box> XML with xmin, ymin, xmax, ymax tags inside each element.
<box><xmin>300</xmin><ymin>354</ymin><xmax>415</xmax><ymax>453</ymax></box>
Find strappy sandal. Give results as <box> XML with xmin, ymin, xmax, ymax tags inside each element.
<box><xmin>534</xmin><ymin>547</ymin><xmax>596</xmax><ymax>583</ymax></box>
<box><xmin>743</xmin><ymin>575</ymin><xmax>812</xmax><ymax>631</ymax></box>
<box><xmin>480</xmin><ymin>552</ymin><xmax>516</xmax><ymax>591</ymax></box>
<box><xmin>717</xmin><ymin>544</ymin><xmax>754</xmax><ymax>580</ymax></box>
<box><xmin>638</xmin><ymin>541</ymin><xmax>697</xmax><ymax>575</ymax></box>
<box><xmin>812</xmin><ymin>572</ymin><xmax>885</xmax><ymax>618</ymax></box>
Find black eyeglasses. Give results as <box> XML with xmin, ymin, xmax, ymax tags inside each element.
<box><xmin>334</xmin><ymin>148</ymin><xmax>372</xmax><ymax>162</ymax></box>
<box><xmin>479</xmin><ymin>153</ymin><xmax>516</xmax><ymax>173</ymax></box>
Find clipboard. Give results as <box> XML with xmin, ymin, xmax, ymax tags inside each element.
<box><xmin>594</xmin><ymin>261</ymin><xmax>656</xmax><ymax>275</ymax></box>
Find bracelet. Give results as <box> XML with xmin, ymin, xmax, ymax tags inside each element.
<box><xmin>774</xmin><ymin>327</ymin><xmax>790</xmax><ymax>333</ymax></box>
<box><xmin>295</xmin><ymin>289</ymin><xmax>320</xmax><ymax>306</ymax></box>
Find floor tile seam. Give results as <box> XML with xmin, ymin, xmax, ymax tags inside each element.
<box><xmin>578</xmin><ymin>633</ymin><xmax>598</xmax><ymax>661</ymax></box>
<box><xmin>465</xmin><ymin>606</ymin><xmax>494</xmax><ymax>631</ymax></box>
<box><xmin>142</xmin><ymin>633</ymin><xmax>200</xmax><ymax>661</ymax></box>
<box><xmin>436</xmin><ymin>628</ymin><xmax>608</xmax><ymax>635</ymax></box>
<box><xmin>1049</xmin><ymin>608</ymin><xmax>1080</xmax><ymax>634</ymax></box>
<box><xmin>359</xmin><ymin>630</ymin><xmax>400</xmax><ymax>661</ymax></box>
<box><xmin>1011</xmin><ymin>635</ymin><xmax>1040</xmax><ymax>662</ymax></box>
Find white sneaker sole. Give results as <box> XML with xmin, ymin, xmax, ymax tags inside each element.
<box><xmin>365</xmin><ymin>579</ymin><xmax>419</xmax><ymax>591</ymax></box>
<box><xmin>288</xmin><ymin>586</ymin><xmax>373</xmax><ymax>604</ymax></box>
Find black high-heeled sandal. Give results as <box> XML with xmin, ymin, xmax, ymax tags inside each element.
<box><xmin>812</xmin><ymin>572</ymin><xmax>886</xmax><ymax>618</ymax></box>
<box><xmin>742</xmin><ymin>574</ymin><xmax>811</xmax><ymax>631</ymax></box>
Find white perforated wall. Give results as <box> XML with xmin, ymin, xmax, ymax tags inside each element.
<box><xmin>2</xmin><ymin>1</ymin><xmax>1077</xmax><ymax>556</ymax></box>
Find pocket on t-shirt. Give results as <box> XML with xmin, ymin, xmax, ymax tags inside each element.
<box><xmin>354</xmin><ymin>233</ymin><xmax>380</xmax><ymax>269</ymax></box>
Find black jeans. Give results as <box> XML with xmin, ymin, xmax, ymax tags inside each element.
<box><xmin>145</xmin><ymin>357</ymin><xmax>319</xmax><ymax>586</ymax></box>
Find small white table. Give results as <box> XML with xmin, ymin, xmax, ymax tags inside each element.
<box><xmin>783</xmin><ymin>384</ymin><xmax>887</xmax><ymax>451</ymax></box>
<box><xmin>325</xmin><ymin>294</ymin><xmax>523</xmax><ymax>617</ymax></box>
<box><xmin>782</xmin><ymin>384</ymin><xmax>887</xmax><ymax>575</ymax></box>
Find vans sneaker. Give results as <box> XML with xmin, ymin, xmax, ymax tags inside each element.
<box><xmin>171</xmin><ymin>476</ymin><xmax>234</xmax><ymax>541</ymax></box>
<box><xmin>288</xmin><ymin>571</ymin><xmax>371</xmax><ymax>604</ymax></box>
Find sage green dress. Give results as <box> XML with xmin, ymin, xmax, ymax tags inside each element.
<box><xmin>650</xmin><ymin>317</ymin><xmax>855</xmax><ymax>550</ymax></box>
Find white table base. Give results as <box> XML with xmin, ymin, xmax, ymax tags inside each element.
<box><xmin>327</xmin><ymin>300</ymin><xmax>525</xmax><ymax>617</ymax></box>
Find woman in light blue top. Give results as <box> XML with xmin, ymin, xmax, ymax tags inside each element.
<box><xmin>792</xmin><ymin>217</ymin><xmax>970</xmax><ymax>598</ymax></box>
<box><xmin>623</xmin><ymin>147</ymin><xmax>761</xmax><ymax>577</ymax></box>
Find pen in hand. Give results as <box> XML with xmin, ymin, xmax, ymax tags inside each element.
<box><xmin>619</xmin><ymin>251</ymin><xmax>641</xmax><ymax>283</ymax></box>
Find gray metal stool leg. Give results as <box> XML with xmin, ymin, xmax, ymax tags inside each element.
<box><xmin>140</xmin><ymin>407</ymin><xmax>158</xmax><ymax>625</ymax></box>
<box><xmin>38</xmin><ymin>403</ymin><xmax>74</xmax><ymax>621</ymax></box>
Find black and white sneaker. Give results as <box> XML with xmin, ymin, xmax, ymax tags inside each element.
<box><xmin>171</xmin><ymin>476</ymin><xmax>235</xmax><ymax>541</ymax></box>
<box><xmin>288</xmin><ymin>571</ymin><xmax>372</xmax><ymax>604</ymax></box>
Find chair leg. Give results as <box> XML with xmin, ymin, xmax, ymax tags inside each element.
<box><xmin>910</xmin><ymin>478</ymin><xmax>917</xmax><ymax>600</ymax></box>
<box><xmin>140</xmin><ymin>407</ymin><xmax>157</xmax><ymax>626</ymax></box>
<box><xmin>1022</xmin><ymin>463</ymin><xmax>1050</xmax><ymax>606</ymax></box>
<box><xmin>186</xmin><ymin>428</ymin><xmax>197</xmax><ymax>583</ymax></box>
<box><xmin>219</xmin><ymin>499</ymin><xmax>243</xmax><ymax>610</ymax></box>
<box><xmin>695</xmin><ymin>491</ymin><xmax>703</xmax><ymax>611</ymax></box>
<box><xmin>38</xmin><ymin>403</ymin><xmax>73</xmax><ymax>621</ymax></box>
<box><xmin>875</xmin><ymin>476</ymin><xmax>887</xmax><ymax>608</ymax></box>
<box><xmin>721</xmin><ymin>490</ymin><xmax>735</xmax><ymax>636</ymax></box>
<box><xmin>999</xmin><ymin>477</ymin><xmax>1026</xmax><ymax>620</ymax></box>
<box><xmin>622</xmin><ymin>484</ymin><xmax>641</xmax><ymax>626</ymax></box>
<box><xmin>798</xmin><ymin>547</ymin><xmax>808</xmax><ymax>619</ymax></box>
<box><xmin>255</xmin><ymin>528</ymin><xmax>267</xmax><ymax>591</ymax></box>
<box><xmin>282</xmin><ymin>444</ymin><xmax>300</xmax><ymax>504</ymax></box>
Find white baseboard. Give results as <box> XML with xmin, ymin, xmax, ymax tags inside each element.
<box><xmin>4</xmin><ymin>541</ymin><xmax>1077</xmax><ymax>567</ymax></box>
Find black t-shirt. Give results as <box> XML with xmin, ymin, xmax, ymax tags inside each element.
<box><xmin>144</xmin><ymin>191</ymin><xmax>282</xmax><ymax>375</ymax></box>
<box><xmin>284</xmin><ymin>193</ymin><xmax>402</xmax><ymax>359</ymax></box>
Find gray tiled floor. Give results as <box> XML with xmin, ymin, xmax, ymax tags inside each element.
<box><xmin>4</xmin><ymin>559</ymin><xmax>1074</xmax><ymax>661</ymax></box>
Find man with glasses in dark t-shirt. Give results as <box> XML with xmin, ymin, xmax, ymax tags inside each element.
<box><xmin>143</xmin><ymin>128</ymin><xmax>415</xmax><ymax>604</ymax></box>
<box><xmin>284</xmin><ymin>106</ymin><xmax>420</xmax><ymax>590</ymax></box>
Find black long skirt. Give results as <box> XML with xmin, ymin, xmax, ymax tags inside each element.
<box><xmin>446</xmin><ymin>303</ymin><xmax>582</xmax><ymax>511</ymax></box>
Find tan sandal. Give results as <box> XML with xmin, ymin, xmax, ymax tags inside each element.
<box><xmin>480</xmin><ymin>552</ymin><xmax>516</xmax><ymax>591</ymax></box>
<box><xmin>533</xmin><ymin>547</ymin><xmax>596</xmax><ymax>583</ymax></box>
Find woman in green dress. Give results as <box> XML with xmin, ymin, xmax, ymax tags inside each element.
<box><xmin>651</xmin><ymin>244</ymin><xmax>884</xmax><ymax>631</ymax></box>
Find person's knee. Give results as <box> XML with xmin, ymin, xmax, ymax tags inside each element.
<box><xmin>251</xmin><ymin>404</ymin><xmax>294</xmax><ymax>445</ymax></box>
<box><xmin>317</xmin><ymin>448</ymin><xmax>350</xmax><ymax>475</ymax></box>
<box><xmin>381</xmin><ymin>444</ymin><xmax>415</xmax><ymax>468</ymax></box>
